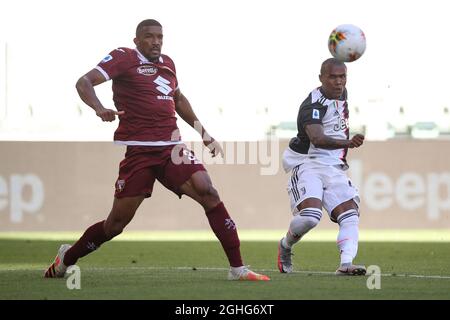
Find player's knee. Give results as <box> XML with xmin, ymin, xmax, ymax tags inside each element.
<box><xmin>189</xmin><ymin>172</ymin><xmax>213</xmax><ymax>195</ymax></box>
<box><xmin>193</xmin><ymin>178</ymin><xmax>218</xmax><ymax>198</ymax></box>
<box><xmin>304</xmin><ymin>216</ymin><xmax>320</xmax><ymax>229</ymax></box>
<box><xmin>292</xmin><ymin>208</ymin><xmax>322</xmax><ymax>230</ymax></box>
<box><xmin>207</xmin><ymin>185</ymin><xmax>220</xmax><ymax>201</ymax></box>
<box><xmin>191</xmin><ymin>177</ymin><xmax>205</xmax><ymax>195</ymax></box>
<box><xmin>336</xmin><ymin>209</ymin><xmax>359</xmax><ymax>226</ymax></box>
<box><xmin>199</xmin><ymin>186</ymin><xmax>221</xmax><ymax>211</ymax></box>
<box><xmin>194</xmin><ymin>182</ymin><xmax>209</xmax><ymax>196</ymax></box>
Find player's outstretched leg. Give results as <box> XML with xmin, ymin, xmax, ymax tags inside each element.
<box><xmin>180</xmin><ymin>171</ymin><xmax>269</xmax><ymax>281</ymax></box>
<box><xmin>206</xmin><ymin>202</ymin><xmax>270</xmax><ymax>281</ymax></box>
<box><xmin>335</xmin><ymin>209</ymin><xmax>366</xmax><ymax>276</ymax></box>
<box><xmin>278</xmin><ymin>208</ymin><xmax>321</xmax><ymax>273</ymax></box>
<box><xmin>44</xmin><ymin>196</ymin><xmax>143</xmax><ymax>278</ymax></box>
<box><xmin>44</xmin><ymin>220</ymin><xmax>111</xmax><ymax>278</ymax></box>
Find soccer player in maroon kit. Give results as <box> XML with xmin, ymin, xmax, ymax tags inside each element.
<box><xmin>44</xmin><ymin>19</ymin><xmax>269</xmax><ymax>281</ymax></box>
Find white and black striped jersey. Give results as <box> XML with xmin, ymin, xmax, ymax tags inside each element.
<box><xmin>283</xmin><ymin>87</ymin><xmax>350</xmax><ymax>172</ymax></box>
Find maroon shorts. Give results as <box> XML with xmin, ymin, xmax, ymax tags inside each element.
<box><xmin>114</xmin><ymin>144</ymin><xmax>206</xmax><ymax>198</ymax></box>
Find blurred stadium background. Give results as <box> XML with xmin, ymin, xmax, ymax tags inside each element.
<box><xmin>0</xmin><ymin>0</ymin><xmax>449</xmax><ymax>300</ymax></box>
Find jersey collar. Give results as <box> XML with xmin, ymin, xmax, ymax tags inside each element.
<box><xmin>135</xmin><ymin>48</ymin><xmax>164</xmax><ymax>64</ymax></box>
<box><xmin>318</xmin><ymin>87</ymin><xmax>346</xmax><ymax>101</ymax></box>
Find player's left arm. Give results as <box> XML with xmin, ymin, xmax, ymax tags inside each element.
<box><xmin>174</xmin><ymin>89</ymin><xmax>224</xmax><ymax>157</ymax></box>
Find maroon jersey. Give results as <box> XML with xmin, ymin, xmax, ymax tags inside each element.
<box><xmin>96</xmin><ymin>47</ymin><xmax>182</xmax><ymax>145</ymax></box>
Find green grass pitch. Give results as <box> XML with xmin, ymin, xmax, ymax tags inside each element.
<box><xmin>0</xmin><ymin>231</ymin><xmax>449</xmax><ymax>300</ymax></box>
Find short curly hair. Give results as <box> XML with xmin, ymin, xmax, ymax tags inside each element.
<box><xmin>320</xmin><ymin>58</ymin><xmax>346</xmax><ymax>75</ymax></box>
<box><xmin>136</xmin><ymin>19</ymin><xmax>162</xmax><ymax>36</ymax></box>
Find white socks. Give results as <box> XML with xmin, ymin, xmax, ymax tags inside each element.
<box><xmin>282</xmin><ymin>207</ymin><xmax>360</xmax><ymax>266</ymax></box>
<box><xmin>336</xmin><ymin>209</ymin><xmax>360</xmax><ymax>265</ymax></box>
<box><xmin>283</xmin><ymin>208</ymin><xmax>322</xmax><ymax>248</ymax></box>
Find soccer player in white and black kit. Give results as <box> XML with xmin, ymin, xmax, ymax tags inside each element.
<box><xmin>277</xmin><ymin>58</ymin><xmax>366</xmax><ymax>276</ymax></box>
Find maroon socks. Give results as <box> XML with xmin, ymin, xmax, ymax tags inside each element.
<box><xmin>63</xmin><ymin>220</ymin><xmax>111</xmax><ymax>266</ymax></box>
<box><xmin>206</xmin><ymin>202</ymin><xmax>243</xmax><ymax>267</ymax></box>
<box><xmin>63</xmin><ymin>203</ymin><xmax>243</xmax><ymax>268</ymax></box>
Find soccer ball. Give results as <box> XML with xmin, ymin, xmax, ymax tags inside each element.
<box><xmin>328</xmin><ymin>24</ymin><xmax>366</xmax><ymax>62</ymax></box>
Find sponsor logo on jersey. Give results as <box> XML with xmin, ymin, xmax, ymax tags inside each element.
<box><xmin>101</xmin><ymin>55</ymin><xmax>113</xmax><ymax>63</ymax></box>
<box><xmin>137</xmin><ymin>65</ymin><xmax>158</xmax><ymax>76</ymax></box>
<box><xmin>312</xmin><ymin>109</ymin><xmax>320</xmax><ymax>119</ymax></box>
<box><xmin>334</xmin><ymin>118</ymin><xmax>349</xmax><ymax>131</ymax></box>
<box><xmin>154</xmin><ymin>75</ymin><xmax>173</xmax><ymax>95</ymax></box>
<box><xmin>157</xmin><ymin>96</ymin><xmax>174</xmax><ymax>101</ymax></box>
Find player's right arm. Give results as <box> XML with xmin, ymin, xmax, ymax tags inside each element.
<box><xmin>305</xmin><ymin>124</ymin><xmax>364</xmax><ymax>149</ymax></box>
<box><xmin>76</xmin><ymin>69</ymin><xmax>124</xmax><ymax>122</ymax></box>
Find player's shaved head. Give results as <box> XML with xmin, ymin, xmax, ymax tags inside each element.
<box><xmin>320</xmin><ymin>58</ymin><xmax>346</xmax><ymax>75</ymax></box>
<box><xmin>319</xmin><ymin>58</ymin><xmax>347</xmax><ymax>99</ymax></box>
<box><xmin>136</xmin><ymin>19</ymin><xmax>162</xmax><ymax>36</ymax></box>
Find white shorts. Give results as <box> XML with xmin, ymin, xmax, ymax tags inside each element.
<box><xmin>287</xmin><ymin>164</ymin><xmax>360</xmax><ymax>220</ymax></box>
